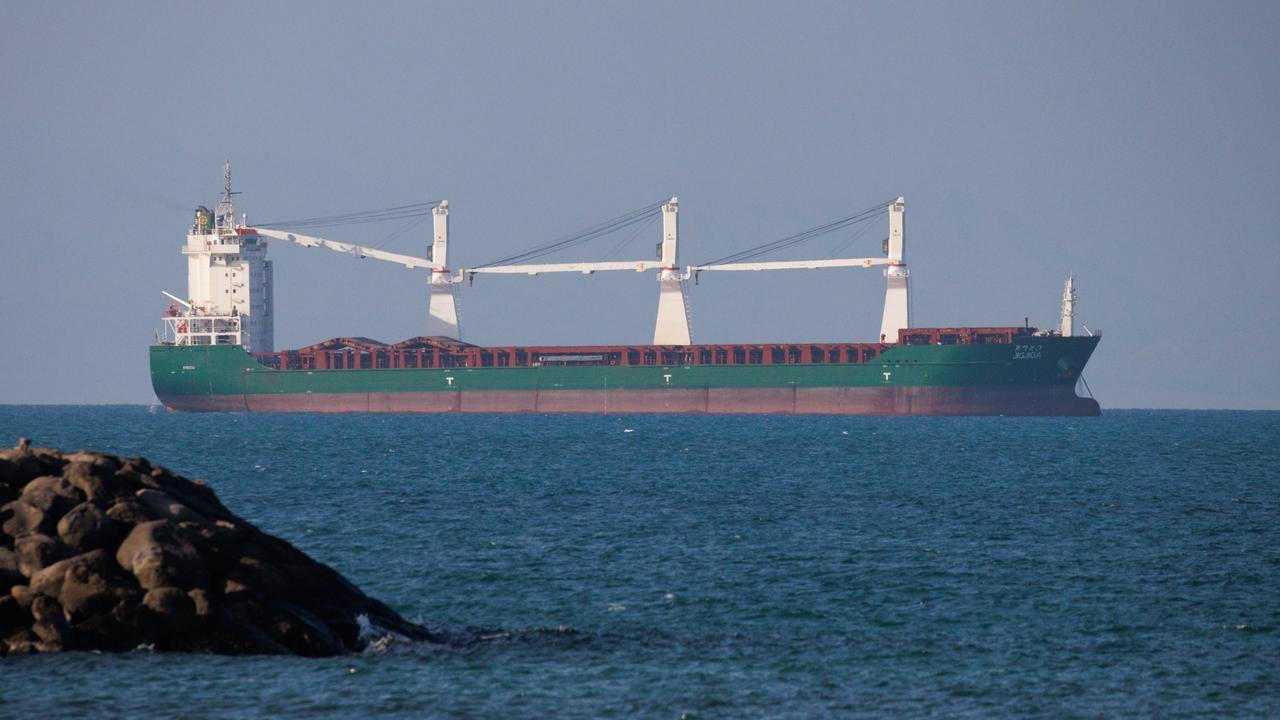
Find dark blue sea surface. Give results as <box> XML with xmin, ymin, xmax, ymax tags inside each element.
<box><xmin>0</xmin><ymin>407</ymin><xmax>1276</xmax><ymax>718</ymax></box>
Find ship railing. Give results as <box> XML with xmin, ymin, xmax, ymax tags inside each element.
<box><xmin>160</xmin><ymin>314</ymin><xmax>242</xmax><ymax>347</ymax></box>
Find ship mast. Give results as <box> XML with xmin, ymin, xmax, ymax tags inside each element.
<box><xmin>653</xmin><ymin>198</ymin><xmax>692</xmax><ymax>344</ymax></box>
<box><xmin>215</xmin><ymin>160</ymin><xmax>237</xmax><ymax>234</ymax></box>
<box><xmin>426</xmin><ymin>201</ymin><xmax>461</xmax><ymax>338</ymax></box>
<box><xmin>878</xmin><ymin>197</ymin><xmax>910</xmax><ymax>342</ymax></box>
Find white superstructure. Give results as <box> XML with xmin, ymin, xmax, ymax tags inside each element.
<box><xmin>162</xmin><ymin>162</ymin><xmax>273</xmax><ymax>350</ymax></box>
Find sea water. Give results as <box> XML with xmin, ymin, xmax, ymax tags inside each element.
<box><xmin>0</xmin><ymin>407</ymin><xmax>1276</xmax><ymax>718</ymax></box>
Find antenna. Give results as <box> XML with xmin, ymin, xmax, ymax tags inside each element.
<box><xmin>216</xmin><ymin>159</ymin><xmax>239</xmax><ymax>232</ymax></box>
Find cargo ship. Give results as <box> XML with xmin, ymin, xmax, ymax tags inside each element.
<box><xmin>150</xmin><ymin>165</ymin><xmax>1100</xmax><ymax>415</ymax></box>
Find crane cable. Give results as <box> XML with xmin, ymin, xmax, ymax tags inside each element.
<box><xmin>473</xmin><ymin>200</ymin><xmax>667</xmax><ymax>269</ymax></box>
<box><xmin>255</xmin><ymin>201</ymin><xmax>443</xmax><ymax>231</ymax></box>
<box><xmin>700</xmin><ymin>198</ymin><xmax>895</xmax><ymax>266</ymax></box>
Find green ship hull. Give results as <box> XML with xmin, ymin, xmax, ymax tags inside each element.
<box><xmin>150</xmin><ymin>333</ymin><xmax>1101</xmax><ymax>415</ymax></box>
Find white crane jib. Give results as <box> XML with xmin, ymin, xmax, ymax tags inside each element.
<box><xmin>462</xmin><ymin>197</ymin><xmax>693</xmax><ymax>345</ymax></box>
<box><xmin>249</xmin><ymin>227</ymin><xmax>437</xmax><ymax>269</ymax></box>
<box><xmin>247</xmin><ymin>201</ymin><xmax>464</xmax><ymax>340</ymax></box>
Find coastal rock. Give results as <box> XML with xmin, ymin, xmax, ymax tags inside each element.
<box><xmin>0</xmin><ymin>444</ymin><xmax>66</xmax><ymax>491</ymax></box>
<box><xmin>3</xmin><ymin>627</ymin><xmax>38</xmax><ymax>655</ymax></box>
<box><xmin>10</xmin><ymin>584</ymin><xmax>36</xmax><ymax>610</ymax></box>
<box><xmin>62</xmin><ymin>462</ymin><xmax>110</xmax><ymax>504</ymax></box>
<box><xmin>187</xmin><ymin>587</ymin><xmax>212</xmax><ymax>617</ymax></box>
<box><xmin>106</xmin><ymin>498</ymin><xmax>150</xmax><ymax>526</ymax></box>
<box><xmin>57</xmin><ymin>502</ymin><xmax>121</xmax><ymax>550</ymax></box>
<box><xmin>15</xmin><ymin>533</ymin><xmax>73</xmax><ymax>576</ymax></box>
<box><xmin>135</xmin><ymin>489</ymin><xmax>207</xmax><ymax>524</ymax></box>
<box><xmin>30</xmin><ymin>592</ymin><xmax>63</xmax><ymax>624</ymax></box>
<box><xmin>1</xmin><ymin>500</ymin><xmax>52</xmax><ymax>537</ymax></box>
<box><xmin>20</xmin><ymin>475</ymin><xmax>84</xmax><ymax>519</ymax></box>
<box><xmin>143</xmin><ymin>586</ymin><xmax>197</xmax><ymax>634</ymax></box>
<box><xmin>30</xmin><ymin>549</ymin><xmax>138</xmax><ymax>624</ymax></box>
<box><xmin>0</xmin><ymin>441</ymin><xmax>440</xmax><ymax>656</ymax></box>
<box><xmin>116</xmin><ymin>520</ymin><xmax>208</xmax><ymax>590</ymax></box>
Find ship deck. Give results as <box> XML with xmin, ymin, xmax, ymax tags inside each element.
<box><xmin>248</xmin><ymin>327</ymin><xmax>1043</xmax><ymax>372</ymax></box>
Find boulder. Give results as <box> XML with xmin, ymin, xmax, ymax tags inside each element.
<box><xmin>264</xmin><ymin>602</ymin><xmax>345</xmax><ymax>657</ymax></box>
<box><xmin>4</xmin><ymin>627</ymin><xmax>38</xmax><ymax>655</ymax></box>
<box><xmin>71</xmin><ymin>600</ymin><xmax>145</xmax><ymax>652</ymax></box>
<box><xmin>10</xmin><ymin>584</ymin><xmax>36</xmax><ymax>611</ymax></box>
<box><xmin>106</xmin><ymin>499</ymin><xmax>151</xmax><ymax>526</ymax></box>
<box><xmin>14</xmin><ymin>533</ymin><xmax>72</xmax><ymax>576</ymax></box>
<box><xmin>61</xmin><ymin>462</ymin><xmax>109</xmax><ymax>504</ymax></box>
<box><xmin>135</xmin><ymin>489</ymin><xmax>207</xmax><ymax>524</ymax></box>
<box><xmin>32</xmin><ymin>618</ymin><xmax>71</xmax><ymax>649</ymax></box>
<box><xmin>225</xmin><ymin>555</ymin><xmax>291</xmax><ymax>599</ymax></box>
<box><xmin>1</xmin><ymin>500</ymin><xmax>52</xmax><ymax>538</ymax></box>
<box><xmin>0</xmin><ymin>442</ymin><xmax>442</xmax><ymax>657</ymax></box>
<box><xmin>0</xmin><ymin>443</ymin><xmax>66</xmax><ymax>491</ymax></box>
<box><xmin>20</xmin><ymin>476</ymin><xmax>84</xmax><ymax>519</ymax></box>
<box><xmin>116</xmin><ymin>520</ymin><xmax>208</xmax><ymax>591</ymax></box>
<box><xmin>30</xmin><ymin>549</ymin><xmax>137</xmax><ymax>624</ymax></box>
<box><xmin>57</xmin><ymin>502</ymin><xmax>122</xmax><ymax>550</ymax></box>
<box><xmin>108</xmin><ymin>468</ymin><xmax>144</xmax><ymax>499</ymax></box>
<box><xmin>64</xmin><ymin>452</ymin><xmax>121</xmax><ymax>474</ymax></box>
<box><xmin>30</xmin><ymin>592</ymin><xmax>63</xmax><ymax>624</ymax></box>
<box><xmin>29</xmin><ymin>556</ymin><xmax>74</xmax><ymax>597</ymax></box>
<box><xmin>187</xmin><ymin>587</ymin><xmax>212</xmax><ymax>617</ymax></box>
<box><xmin>141</xmin><ymin>470</ymin><xmax>229</xmax><ymax>520</ymax></box>
<box><xmin>143</xmin><ymin>586</ymin><xmax>197</xmax><ymax>635</ymax></box>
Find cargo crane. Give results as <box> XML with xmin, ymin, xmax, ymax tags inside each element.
<box><xmin>461</xmin><ymin>197</ymin><xmax>692</xmax><ymax>345</ymax></box>
<box><xmin>245</xmin><ymin>201</ymin><xmax>463</xmax><ymax>340</ymax></box>
<box><xmin>458</xmin><ymin>196</ymin><xmax>912</xmax><ymax>346</ymax></box>
<box><xmin>684</xmin><ymin>197</ymin><xmax>911</xmax><ymax>343</ymax></box>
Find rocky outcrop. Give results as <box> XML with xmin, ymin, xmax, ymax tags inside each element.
<box><xmin>0</xmin><ymin>439</ymin><xmax>438</xmax><ymax>656</ymax></box>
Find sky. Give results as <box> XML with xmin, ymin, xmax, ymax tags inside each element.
<box><xmin>1</xmin><ymin>1</ymin><xmax>1278</xmax><ymax>408</ymax></box>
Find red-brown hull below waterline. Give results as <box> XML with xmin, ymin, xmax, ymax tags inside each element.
<box><xmin>158</xmin><ymin>386</ymin><xmax>1101</xmax><ymax>416</ymax></box>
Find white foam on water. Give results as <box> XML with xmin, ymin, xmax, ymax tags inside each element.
<box><xmin>355</xmin><ymin>613</ymin><xmax>415</xmax><ymax>656</ymax></box>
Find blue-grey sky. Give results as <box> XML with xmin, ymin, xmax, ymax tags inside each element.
<box><xmin>2</xmin><ymin>1</ymin><xmax>1278</xmax><ymax>408</ymax></box>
